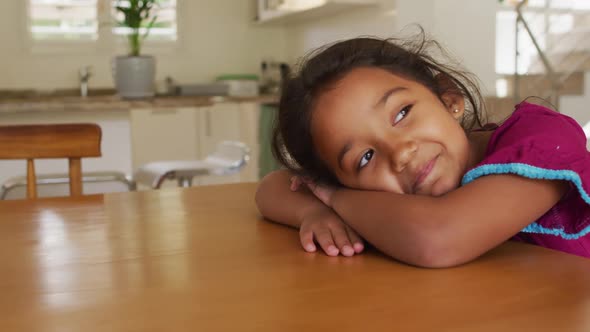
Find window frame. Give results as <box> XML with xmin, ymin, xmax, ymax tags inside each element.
<box><xmin>24</xmin><ymin>0</ymin><xmax>182</xmax><ymax>55</ymax></box>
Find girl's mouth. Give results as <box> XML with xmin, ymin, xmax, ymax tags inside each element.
<box><xmin>413</xmin><ymin>155</ymin><xmax>438</xmax><ymax>193</ymax></box>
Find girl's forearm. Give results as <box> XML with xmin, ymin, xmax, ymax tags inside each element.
<box><xmin>331</xmin><ymin>189</ymin><xmax>451</xmax><ymax>267</ymax></box>
<box><xmin>255</xmin><ymin>170</ymin><xmax>328</xmax><ymax>228</ymax></box>
<box><xmin>331</xmin><ymin>175</ymin><xmax>567</xmax><ymax>267</ymax></box>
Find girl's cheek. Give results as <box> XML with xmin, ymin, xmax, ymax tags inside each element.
<box><xmin>432</xmin><ymin>177</ymin><xmax>459</xmax><ymax>197</ymax></box>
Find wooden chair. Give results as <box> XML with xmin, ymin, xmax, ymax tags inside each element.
<box><xmin>0</xmin><ymin>124</ymin><xmax>102</xmax><ymax>199</ymax></box>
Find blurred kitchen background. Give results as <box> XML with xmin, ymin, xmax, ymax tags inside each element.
<box><xmin>1</xmin><ymin>0</ymin><xmax>589</xmax><ymax>199</ymax></box>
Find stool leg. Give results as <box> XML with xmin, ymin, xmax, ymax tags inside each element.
<box><xmin>178</xmin><ymin>177</ymin><xmax>192</xmax><ymax>187</ymax></box>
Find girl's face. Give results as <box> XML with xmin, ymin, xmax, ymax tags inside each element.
<box><xmin>311</xmin><ymin>67</ymin><xmax>475</xmax><ymax>196</ymax></box>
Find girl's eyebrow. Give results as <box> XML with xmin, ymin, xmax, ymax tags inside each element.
<box><xmin>337</xmin><ymin>86</ymin><xmax>407</xmax><ymax>171</ymax></box>
<box><xmin>338</xmin><ymin>142</ymin><xmax>352</xmax><ymax>171</ymax></box>
<box><xmin>374</xmin><ymin>87</ymin><xmax>407</xmax><ymax>108</ymax></box>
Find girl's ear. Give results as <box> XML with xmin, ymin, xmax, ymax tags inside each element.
<box><xmin>435</xmin><ymin>73</ymin><xmax>465</xmax><ymax>120</ymax></box>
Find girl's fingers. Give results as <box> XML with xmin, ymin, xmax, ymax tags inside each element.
<box><xmin>305</xmin><ymin>182</ymin><xmax>332</xmax><ymax>207</ymax></box>
<box><xmin>345</xmin><ymin>226</ymin><xmax>365</xmax><ymax>254</ymax></box>
<box><xmin>299</xmin><ymin>228</ymin><xmax>317</xmax><ymax>252</ymax></box>
<box><xmin>290</xmin><ymin>176</ymin><xmax>301</xmax><ymax>191</ymax></box>
<box><xmin>330</xmin><ymin>226</ymin><xmax>355</xmax><ymax>257</ymax></box>
<box><xmin>313</xmin><ymin>228</ymin><xmax>340</xmax><ymax>256</ymax></box>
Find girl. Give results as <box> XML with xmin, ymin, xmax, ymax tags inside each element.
<box><xmin>255</xmin><ymin>32</ymin><xmax>590</xmax><ymax>267</ymax></box>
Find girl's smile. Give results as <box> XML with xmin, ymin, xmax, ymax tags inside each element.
<box><xmin>413</xmin><ymin>154</ymin><xmax>438</xmax><ymax>194</ymax></box>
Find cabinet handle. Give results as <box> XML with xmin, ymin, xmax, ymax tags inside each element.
<box><xmin>205</xmin><ymin>110</ymin><xmax>211</xmax><ymax>137</ymax></box>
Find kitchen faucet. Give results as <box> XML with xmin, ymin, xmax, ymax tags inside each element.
<box><xmin>79</xmin><ymin>66</ymin><xmax>92</xmax><ymax>97</ymax></box>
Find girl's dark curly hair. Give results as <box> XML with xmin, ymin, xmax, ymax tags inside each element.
<box><xmin>271</xmin><ymin>28</ymin><xmax>487</xmax><ymax>185</ymax></box>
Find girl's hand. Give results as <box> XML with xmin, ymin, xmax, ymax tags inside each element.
<box><xmin>299</xmin><ymin>205</ymin><xmax>364</xmax><ymax>257</ymax></box>
<box><xmin>290</xmin><ymin>175</ymin><xmax>338</xmax><ymax>207</ymax></box>
<box><xmin>301</xmin><ymin>178</ymin><xmax>338</xmax><ymax>208</ymax></box>
<box><xmin>289</xmin><ymin>175</ymin><xmax>304</xmax><ymax>191</ymax></box>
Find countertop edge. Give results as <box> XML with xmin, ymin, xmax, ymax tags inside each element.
<box><xmin>0</xmin><ymin>95</ymin><xmax>279</xmax><ymax>114</ymax></box>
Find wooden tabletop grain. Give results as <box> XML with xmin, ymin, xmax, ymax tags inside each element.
<box><xmin>1</xmin><ymin>183</ymin><xmax>589</xmax><ymax>331</ymax></box>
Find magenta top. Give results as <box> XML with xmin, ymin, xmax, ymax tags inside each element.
<box><xmin>462</xmin><ymin>101</ymin><xmax>590</xmax><ymax>258</ymax></box>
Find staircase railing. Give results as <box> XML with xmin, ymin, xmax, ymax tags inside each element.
<box><xmin>514</xmin><ymin>0</ymin><xmax>560</xmax><ymax>107</ymax></box>
<box><xmin>513</xmin><ymin>0</ymin><xmax>590</xmax><ymax>109</ymax></box>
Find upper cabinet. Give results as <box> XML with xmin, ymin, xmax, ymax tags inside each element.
<box><xmin>255</xmin><ymin>0</ymin><xmax>378</xmax><ymax>26</ymax></box>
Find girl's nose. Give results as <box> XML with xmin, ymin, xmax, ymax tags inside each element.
<box><xmin>388</xmin><ymin>139</ymin><xmax>418</xmax><ymax>173</ymax></box>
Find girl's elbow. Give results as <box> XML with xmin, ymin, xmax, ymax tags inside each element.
<box><xmin>255</xmin><ymin>181</ymin><xmax>272</xmax><ymax>216</ymax></box>
<box><xmin>409</xmin><ymin>233</ymin><xmax>474</xmax><ymax>268</ymax></box>
<box><xmin>254</xmin><ymin>177</ymin><xmax>271</xmax><ymax>215</ymax></box>
<box><xmin>254</xmin><ymin>185</ymin><xmax>263</xmax><ymax>213</ymax></box>
<box><xmin>255</xmin><ymin>171</ymin><xmax>280</xmax><ymax>208</ymax></box>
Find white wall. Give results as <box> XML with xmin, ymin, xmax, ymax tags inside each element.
<box><xmin>284</xmin><ymin>0</ymin><xmax>398</xmax><ymax>64</ymax></box>
<box><xmin>432</xmin><ymin>0</ymin><xmax>496</xmax><ymax>95</ymax></box>
<box><xmin>284</xmin><ymin>0</ymin><xmax>496</xmax><ymax>95</ymax></box>
<box><xmin>287</xmin><ymin>0</ymin><xmax>395</xmax><ymax>62</ymax></box>
<box><xmin>0</xmin><ymin>0</ymin><xmax>287</xmax><ymax>90</ymax></box>
<box><xmin>561</xmin><ymin>71</ymin><xmax>590</xmax><ymax>150</ymax></box>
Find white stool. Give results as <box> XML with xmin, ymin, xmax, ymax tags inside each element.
<box><xmin>133</xmin><ymin>141</ymin><xmax>250</xmax><ymax>189</ymax></box>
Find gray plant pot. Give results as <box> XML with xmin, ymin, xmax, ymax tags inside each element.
<box><xmin>112</xmin><ymin>55</ymin><xmax>156</xmax><ymax>98</ymax></box>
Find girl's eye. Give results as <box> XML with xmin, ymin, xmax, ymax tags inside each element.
<box><xmin>358</xmin><ymin>150</ymin><xmax>374</xmax><ymax>170</ymax></box>
<box><xmin>393</xmin><ymin>105</ymin><xmax>412</xmax><ymax>124</ymax></box>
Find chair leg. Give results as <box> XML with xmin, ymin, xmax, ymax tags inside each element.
<box><xmin>178</xmin><ymin>177</ymin><xmax>192</xmax><ymax>187</ymax></box>
<box><xmin>26</xmin><ymin>159</ymin><xmax>37</xmax><ymax>199</ymax></box>
<box><xmin>69</xmin><ymin>158</ymin><xmax>83</xmax><ymax>196</ymax></box>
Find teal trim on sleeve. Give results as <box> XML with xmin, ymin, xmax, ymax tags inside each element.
<box><xmin>461</xmin><ymin>163</ymin><xmax>590</xmax><ymax>239</ymax></box>
<box><xmin>521</xmin><ymin>222</ymin><xmax>590</xmax><ymax>240</ymax></box>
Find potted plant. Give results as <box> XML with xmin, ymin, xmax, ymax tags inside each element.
<box><xmin>112</xmin><ymin>0</ymin><xmax>159</xmax><ymax>98</ymax></box>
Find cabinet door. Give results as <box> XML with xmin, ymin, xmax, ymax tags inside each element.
<box><xmin>130</xmin><ymin>107</ymin><xmax>200</xmax><ymax>171</ymax></box>
<box><xmin>237</xmin><ymin>102</ymin><xmax>260</xmax><ymax>182</ymax></box>
<box><xmin>197</xmin><ymin>103</ymin><xmax>260</xmax><ymax>186</ymax></box>
<box><xmin>198</xmin><ymin>103</ymin><xmax>241</xmax><ymax>157</ymax></box>
<box><xmin>197</xmin><ymin>103</ymin><xmax>241</xmax><ymax>186</ymax></box>
<box><xmin>129</xmin><ymin>104</ymin><xmax>260</xmax><ymax>188</ymax></box>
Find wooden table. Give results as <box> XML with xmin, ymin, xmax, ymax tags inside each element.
<box><xmin>1</xmin><ymin>183</ymin><xmax>590</xmax><ymax>331</ymax></box>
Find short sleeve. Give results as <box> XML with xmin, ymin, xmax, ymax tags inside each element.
<box><xmin>462</xmin><ymin>102</ymin><xmax>590</xmax><ymax>204</ymax></box>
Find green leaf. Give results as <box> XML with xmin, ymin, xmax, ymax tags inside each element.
<box><xmin>115</xmin><ymin>0</ymin><xmax>159</xmax><ymax>55</ymax></box>
<box><xmin>142</xmin><ymin>15</ymin><xmax>157</xmax><ymax>41</ymax></box>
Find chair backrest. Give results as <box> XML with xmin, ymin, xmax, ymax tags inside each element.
<box><xmin>0</xmin><ymin>123</ymin><xmax>102</xmax><ymax>199</ymax></box>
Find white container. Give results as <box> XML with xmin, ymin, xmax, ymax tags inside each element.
<box><xmin>217</xmin><ymin>75</ymin><xmax>259</xmax><ymax>97</ymax></box>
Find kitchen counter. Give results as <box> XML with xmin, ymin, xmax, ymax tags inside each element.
<box><xmin>0</xmin><ymin>90</ymin><xmax>279</xmax><ymax>114</ymax></box>
<box><xmin>0</xmin><ymin>90</ymin><xmax>278</xmax><ymax>189</ymax></box>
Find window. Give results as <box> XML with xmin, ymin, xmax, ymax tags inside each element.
<box><xmin>28</xmin><ymin>0</ymin><xmax>177</xmax><ymax>43</ymax></box>
<box><xmin>29</xmin><ymin>0</ymin><xmax>98</xmax><ymax>40</ymax></box>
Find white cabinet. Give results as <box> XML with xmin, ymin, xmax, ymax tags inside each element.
<box><xmin>237</xmin><ymin>102</ymin><xmax>261</xmax><ymax>183</ymax></box>
<box><xmin>130</xmin><ymin>107</ymin><xmax>200</xmax><ymax>169</ymax></box>
<box><xmin>256</xmin><ymin>0</ymin><xmax>377</xmax><ymax>26</ymax></box>
<box><xmin>198</xmin><ymin>104</ymin><xmax>241</xmax><ymax>159</ymax></box>
<box><xmin>130</xmin><ymin>102</ymin><xmax>259</xmax><ymax>188</ymax></box>
<box><xmin>197</xmin><ymin>102</ymin><xmax>258</xmax><ymax>185</ymax></box>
